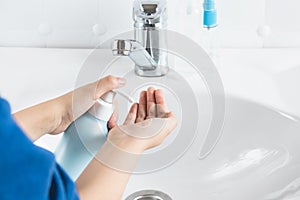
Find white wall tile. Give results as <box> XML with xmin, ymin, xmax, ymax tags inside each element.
<box><xmin>264</xmin><ymin>32</ymin><xmax>300</xmax><ymax>48</ymax></box>
<box><xmin>44</xmin><ymin>0</ymin><xmax>99</xmax><ymax>47</ymax></box>
<box><xmin>264</xmin><ymin>0</ymin><xmax>300</xmax><ymax>47</ymax></box>
<box><xmin>0</xmin><ymin>0</ymin><xmax>42</xmax><ymax>30</ymax></box>
<box><xmin>216</xmin><ymin>0</ymin><xmax>266</xmax><ymax>47</ymax></box>
<box><xmin>44</xmin><ymin>0</ymin><xmax>98</xmax><ymax>30</ymax></box>
<box><xmin>1</xmin><ymin>0</ymin><xmax>300</xmax><ymax>48</ymax></box>
<box><xmin>0</xmin><ymin>30</ymin><xmax>45</xmax><ymax>47</ymax></box>
<box><xmin>217</xmin><ymin>0</ymin><xmax>265</xmax><ymax>30</ymax></box>
<box><xmin>0</xmin><ymin>0</ymin><xmax>44</xmax><ymax>47</ymax></box>
<box><xmin>265</xmin><ymin>0</ymin><xmax>300</xmax><ymax>32</ymax></box>
<box><xmin>46</xmin><ymin>30</ymin><xmax>93</xmax><ymax>48</ymax></box>
<box><xmin>98</xmin><ymin>0</ymin><xmax>132</xmax><ymax>32</ymax></box>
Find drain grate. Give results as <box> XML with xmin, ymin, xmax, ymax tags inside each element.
<box><xmin>125</xmin><ymin>190</ymin><xmax>172</xmax><ymax>200</ymax></box>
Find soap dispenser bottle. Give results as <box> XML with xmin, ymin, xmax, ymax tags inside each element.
<box><xmin>55</xmin><ymin>91</ymin><xmax>116</xmax><ymax>180</ymax></box>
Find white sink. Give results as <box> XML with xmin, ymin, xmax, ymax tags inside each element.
<box><xmin>123</xmin><ymin>96</ymin><xmax>300</xmax><ymax>200</ymax></box>
<box><xmin>0</xmin><ymin>47</ymin><xmax>299</xmax><ymax>199</ymax></box>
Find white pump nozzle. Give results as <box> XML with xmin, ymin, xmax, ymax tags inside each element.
<box><xmin>88</xmin><ymin>90</ymin><xmax>134</xmax><ymax>122</ymax></box>
<box><xmin>89</xmin><ymin>91</ymin><xmax>116</xmax><ymax>121</ymax></box>
<box><xmin>101</xmin><ymin>91</ymin><xmax>117</xmax><ymax>104</ymax></box>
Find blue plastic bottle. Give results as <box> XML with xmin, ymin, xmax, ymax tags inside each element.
<box><xmin>55</xmin><ymin>91</ymin><xmax>116</xmax><ymax>180</ymax></box>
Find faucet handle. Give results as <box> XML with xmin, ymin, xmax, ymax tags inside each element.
<box><xmin>141</xmin><ymin>3</ymin><xmax>158</xmax><ymax>15</ymax></box>
<box><xmin>133</xmin><ymin>0</ymin><xmax>167</xmax><ymax>28</ymax></box>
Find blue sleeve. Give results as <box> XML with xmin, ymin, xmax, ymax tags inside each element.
<box><xmin>0</xmin><ymin>98</ymin><xmax>79</xmax><ymax>200</ymax></box>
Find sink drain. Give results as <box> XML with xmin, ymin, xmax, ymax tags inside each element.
<box><xmin>125</xmin><ymin>190</ymin><xmax>172</xmax><ymax>200</ymax></box>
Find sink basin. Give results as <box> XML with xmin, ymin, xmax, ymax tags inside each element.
<box><xmin>0</xmin><ymin>47</ymin><xmax>299</xmax><ymax>199</ymax></box>
<box><xmin>123</xmin><ymin>96</ymin><xmax>300</xmax><ymax>200</ymax></box>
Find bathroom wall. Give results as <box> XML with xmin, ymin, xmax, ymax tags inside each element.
<box><xmin>0</xmin><ymin>0</ymin><xmax>299</xmax><ymax>48</ymax></box>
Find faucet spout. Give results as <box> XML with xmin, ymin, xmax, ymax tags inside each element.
<box><xmin>112</xmin><ymin>39</ymin><xmax>157</xmax><ymax>71</ymax></box>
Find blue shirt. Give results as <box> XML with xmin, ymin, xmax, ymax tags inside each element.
<box><xmin>0</xmin><ymin>98</ymin><xmax>79</xmax><ymax>200</ymax></box>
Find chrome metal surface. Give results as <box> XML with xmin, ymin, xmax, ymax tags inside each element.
<box><xmin>125</xmin><ymin>190</ymin><xmax>172</xmax><ymax>200</ymax></box>
<box><xmin>112</xmin><ymin>39</ymin><xmax>157</xmax><ymax>70</ymax></box>
<box><xmin>133</xmin><ymin>0</ymin><xmax>167</xmax><ymax>28</ymax></box>
<box><xmin>112</xmin><ymin>0</ymin><xmax>168</xmax><ymax>77</ymax></box>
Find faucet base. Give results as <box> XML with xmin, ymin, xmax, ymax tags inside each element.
<box><xmin>135</xmin><ymin>65</ymin><xmax>169</xmax><ymax>77</ymax></box>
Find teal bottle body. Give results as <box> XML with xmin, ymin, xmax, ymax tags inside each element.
<box><xmin>55</xmin><ymin>91</ymin><xmax>116</xmax><ymax>181</ymax></box>
<box><xmin>55</xmin><ymin>113</ymin><xmax>108</xmax><ymax>180</ymax></box>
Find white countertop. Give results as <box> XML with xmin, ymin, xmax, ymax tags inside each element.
<box><xmin>0</xmin><ymin>47</ymin><xmax>299</xmax><ymax>151</ymax></box>
<box><xmin>1</xmin><ymin>47</ymin><xmax>299</xmax><ymax>114</ymax></box>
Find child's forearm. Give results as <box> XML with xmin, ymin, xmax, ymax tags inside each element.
<box><xmin>76</xmin><ymin>140</ymin><xmax>143</xmax><ymax>200</ymax></box>
<box><xmin>12</xmin><ymin>76</ymin><xmax>125</xmax><ymax>141</ymax></box>
<box><xmin>13</xmin><ymin>95</ymin><xmax>69</xmax><ymax>141</ymax></box>
<box><xmin>76</xmin><ymin>158</ymin><xmax>134</xmax><ymax>200</ymax></box>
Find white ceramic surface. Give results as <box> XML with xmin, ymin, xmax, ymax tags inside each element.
<box><xmin>123</xmin><ymin>96</ymin><xmax>300</xmax><ymax>200</ymax></box>
<box><xmin>0</xmin><ymin>47</ymin><xmax>299</xmax><ymax>199</ymax></box>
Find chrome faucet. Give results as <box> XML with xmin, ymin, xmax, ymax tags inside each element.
<box><xmin>112</xmin><ymin>0</ymin><xmax>168</xmax><ymax>77</ymax></box>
